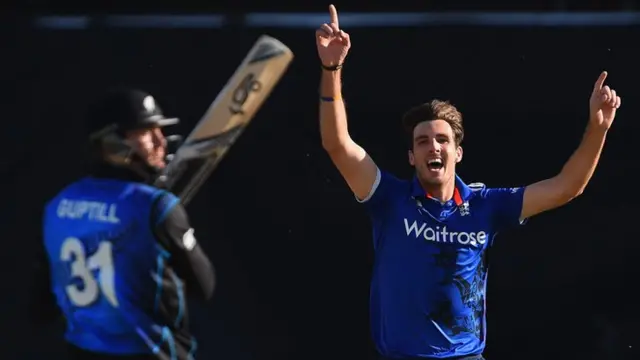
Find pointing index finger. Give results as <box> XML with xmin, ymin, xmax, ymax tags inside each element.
<box><xmin>594</xmin><ymin>71</ymin><xmax>608</xmax><ymax>90</ymax></box>
<box><xmin>329</xmin><ymin>4</ymin><xmax>339</xmax><ymax>26</ymax></box>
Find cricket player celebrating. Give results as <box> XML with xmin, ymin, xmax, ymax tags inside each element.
<box><xmin>316</xmin><ymin>4</ymin><xmax>621</xmax><ymax>360</ymax></box>
<box><xmin>30</xmin><ymin>89</ymin><xmax>215</xmax><ymax>360</ymax></box>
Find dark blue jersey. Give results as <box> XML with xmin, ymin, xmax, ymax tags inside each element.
<box><xmin>360</xmin><ymin>169</ymin><xmax>525</xmax><ymax>359</ymax></box>
<box><xmin>39</xmin><ymin>175</ymin><xmax>214</xmax><ymax>359</ymax></box>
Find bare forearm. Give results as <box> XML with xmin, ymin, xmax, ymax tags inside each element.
<box><xmin>520</xmin><ymin>72</ymin><xmax>618</xmax><ymax>220</ymax></box>
<box><xmin>317</xmin><ymin>68</ymin><xmax>377</xmax><ymax>199</ymax></box>
<box><xmin>557</xmin><ymin>123</ymin><xmax>607</xmax><ymax>196</ymax></box>
<box><xmin>319</xmin><ymin>69</ymin><xmax>351</xmax><ymax>151</ymax></box>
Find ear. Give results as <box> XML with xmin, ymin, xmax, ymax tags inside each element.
<box><xmin>408</xmin><ymin>150</ymin><xmax>415</xmax><ymax>166</ymax></box>
<box><xmin>455</xmin><ymin>146</ymin><xmax>463</xmax><ymax>163</ymax></box>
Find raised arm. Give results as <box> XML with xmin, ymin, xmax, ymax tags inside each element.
<box><xmin>316</xmin><ymin>4</ymin><xmax>378</xmax><ymax>200</ymax></box>
<box><xmin>520</xmin><ymin>71</ymin><xmax>621</xmax><ymax>220</ymax></box>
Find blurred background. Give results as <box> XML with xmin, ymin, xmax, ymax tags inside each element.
<box><xmin>4</xmin><ymin>1</ymin><xmax>640</xmax><ymax>359</ymax></box>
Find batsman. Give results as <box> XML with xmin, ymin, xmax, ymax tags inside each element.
<box><xmin>29</xmin><ymin>34</ymin><xmax>293</xmax><ymax>360</ymax></box>
<box><xmin>30</xmin><ymin>89</ymin><xmax>216</xmax><ymax>360</ymax></box>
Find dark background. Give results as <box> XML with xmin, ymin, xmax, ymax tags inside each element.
<box><xmin>4</xmin><ymin>2</ymin><xmax>640</xmax><ymax>360</ymax></box>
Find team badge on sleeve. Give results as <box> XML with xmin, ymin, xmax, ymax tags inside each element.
<box><xmin>182</xmin><ymin>228</ymin><xmax>197</xmax><ymax>250</ymax></box>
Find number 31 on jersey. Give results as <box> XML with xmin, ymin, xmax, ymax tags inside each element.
<box><xmin>60</xmin><ymin>237</ymin><xmax>119</xmax><ymax>307</ymax></box>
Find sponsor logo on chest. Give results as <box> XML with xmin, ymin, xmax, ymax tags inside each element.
<box><xmin>403</xmin><ymin>218</ymin><xmax>487</xmax><ymax>248</ymax></box>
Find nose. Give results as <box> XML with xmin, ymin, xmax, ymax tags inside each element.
<box><xmin>427</xmin><ymin>138</ymin><xmax>441</xmax><ymax>153</ymax></box>
<box><xmin>152</xmin><ymin>128</ymin><xmax>167</xmax><ymax>148</ymax></box>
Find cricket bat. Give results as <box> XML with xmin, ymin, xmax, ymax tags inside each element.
<box><xmin>154</xmin><ymin>35</ymin><xmax>294</xmax><ymax>205</ymax></box>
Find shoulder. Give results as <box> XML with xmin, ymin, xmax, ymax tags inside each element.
<box><xmin>50</xmin><ymin>178</ymin><xmax>86</xmax><ymax>197</ymax></box>
<box><xmin>125</xmin><ymin>182</ymin><xmax>163</xmax><ymax>197</ymax></box>
<box><xmin>468</xmin><ymin>182</ymin><xmax>486</xmax><ymax>193</ymax></box>
<box><xmin>357</xmin><ymin>168</ymin><xmax>411</xmax><ymax>204</ymax></box>
<box><xmin>467</xmin><ymin>182</ymin><xmax>509</xmax><ymax>207</ymax></box>
<box><xmin>44</xmin><ymin>179</ymin><xmax>85</xmax><ymax>210</ymax></box>
<box><xmin>379</xmin><ymin>169</ymin><xmax>413</xmax><ymax>191</ymax></box>
<box><xmin>466</xmin><ymin>182</ymin><xmax>490</xmax><ymax>202</ymax></box>
<box><xmin>468</xmin><ymin>182</ymin><xmax>520</xmax><ymax>198</ymax></box>
<box><xmin>119</xmin><ymin>182</ymin><xmax>180</xmax><ymax>205</ymax></box>
<box><xmin>150</xmin><ymin>190</ymin><xmax>182</xmax><ymax>225</ymax></box>
<box><xmin>468</xmin><ymin>182</ymin><xmax>525</xmax><ymax>210</ymax></box>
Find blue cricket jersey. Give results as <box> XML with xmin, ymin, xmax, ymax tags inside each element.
<box><xmin>42</xmin><ymin>176</ymin><xmax>191</xmax><ymax>357</ymax></box>
<box><xmin>360</xmin><ymin>169</ymin><xmax>526</xmax><ymax>359</ymax></box>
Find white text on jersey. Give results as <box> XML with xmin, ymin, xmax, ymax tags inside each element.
<box><xmin>57</xmin><ymin>199</ymin><xmax>120</xmax><ymax>224</ymax></box>
<box><xmin>403</xmin><ymin>219</ymin><xmax>486</xmax><ymax>247</ymax></box>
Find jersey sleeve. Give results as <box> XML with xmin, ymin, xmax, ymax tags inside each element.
<box><xmin>356</xmin><ymin>168</ymin><xmax>405</xmax><ymax>249</ymax></box>
<box><xmin>355</xmin><ymin>167</ymin><xmax>398</xmax><ymax>214</ymax></box>
<box><xmin>483</xmin><ymin>187</ymin><xmax>527</xmax><ymax>231</ymax></box>
<box><xmin>150</xmin><ymin>192</ymin><xmax>215</xmax><ymax>301</ymax></box>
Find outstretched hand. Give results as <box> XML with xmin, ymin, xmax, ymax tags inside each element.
<box><xmin>316</xmin><ymin>4</ymin><xmax>351</xmax><ymax>68</ymax></box>
<box><xmin>589</xmin><ymin>71</ymin><xmax>621</xmax><ymax>130</ymax></box>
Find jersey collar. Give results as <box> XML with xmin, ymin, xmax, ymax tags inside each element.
<box><xmin>411</xmin><ymin>174</ymin><xmax>474</xmax><ymax>206</ymax></box>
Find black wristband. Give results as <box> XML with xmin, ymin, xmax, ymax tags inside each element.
<box><xmin>321</xmin><ymin>63</ymin><xmax>343</xmax><ymax>71</ymax></box>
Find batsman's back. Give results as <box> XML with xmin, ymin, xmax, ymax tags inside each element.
<box><xmin>43</xmin><ymin>177</ymin><xmax>172</xmax><ymax>355</ymax></box>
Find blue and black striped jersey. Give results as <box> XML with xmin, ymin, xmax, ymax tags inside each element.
<box><xmin>33</xmin><ymin>174</ymin><xmax>214</xmax><ymax>360</ymax></box>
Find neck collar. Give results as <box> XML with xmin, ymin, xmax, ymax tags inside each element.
<box><xmin>411</xmin><ymin>174</ymin><xmax>473</xmax><ymax>206</ymax></box>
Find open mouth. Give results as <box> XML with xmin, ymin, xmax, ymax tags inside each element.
<box><xmin>427</xmin><ymin>159</ymin><xmax>444</xmax><ymax>171</ymax></box>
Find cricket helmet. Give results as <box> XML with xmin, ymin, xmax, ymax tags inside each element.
<box><xmin>87</xmin><ymin>88</ymin><xmax>179</xmax><ymax>139</ymax></box>
<box><xmin>85</xmin><ymin>88</ymin><xmax>181</xmax><ymax>180</ymax></box>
